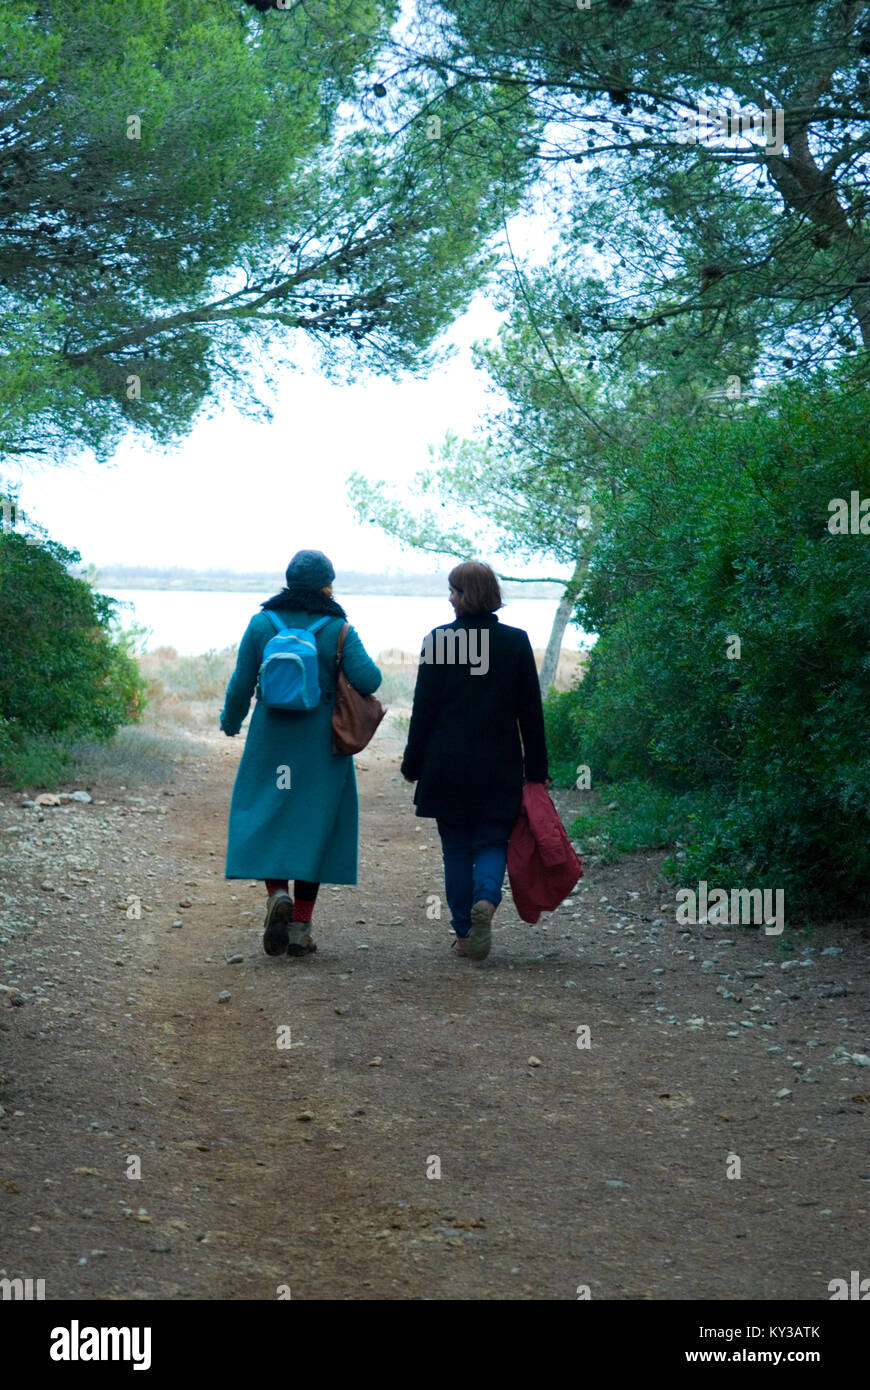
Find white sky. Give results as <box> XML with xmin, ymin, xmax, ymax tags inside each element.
<box><xmin>16</xmin><ymin>303</ymin><xmax>484</xmax><ymax>574</ymax></box>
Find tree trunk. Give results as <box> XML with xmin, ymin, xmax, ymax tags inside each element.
<box><xmin>538</xmin><ymin>558</ymin><xmax>586</xmax><ymax>694</ymax></box>
<box><xmin>849</xmin><ymin>269</ymin><xmax>870</xmax><ymax>348</ymax></box>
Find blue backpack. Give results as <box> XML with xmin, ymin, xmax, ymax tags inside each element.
<box><xmin>257</xmin><ymin>613</ymin><xmax>331</xmax><ymax>711</ymax></box>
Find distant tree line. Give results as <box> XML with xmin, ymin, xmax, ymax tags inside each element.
<box><xmin>80</xmin><ymin>564</ymin><xmax>564</xmax><ymax>600</ymax></box>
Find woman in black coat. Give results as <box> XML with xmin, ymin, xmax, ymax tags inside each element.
<box><xmin>401</xmin><ymin>561</ymin><xmax>549</xmax><ymax>961</ymax></box>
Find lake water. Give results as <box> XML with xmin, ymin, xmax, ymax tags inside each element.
<box><xmin>103</xmin><ymin>589</ymin><xmax>592</xmax><ymax>657</ymax></box>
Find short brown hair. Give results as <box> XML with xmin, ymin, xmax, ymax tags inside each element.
<box><xmin>448</xmin><ymin>561</ymin><xmax>502</xmax><ymax>616</ymax></box>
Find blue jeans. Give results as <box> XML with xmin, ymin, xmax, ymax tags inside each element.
<box><xmin>436</xmin><ymin>818</ymin><xmax>514</xmax><ymax>936</ymax></box>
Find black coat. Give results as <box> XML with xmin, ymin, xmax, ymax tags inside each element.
<box><xmin>400</xmin><ymin>613</ymin><xmax>549</xmax><ymax>824</ymax></box>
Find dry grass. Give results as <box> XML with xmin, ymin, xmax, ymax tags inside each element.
<box><xmin>135</xmin><ymin>644</ymin><xmax>586</xmax><ymax>737</ymax></box>
<box><xmin>538</xmin><ymin>648</ymin><xmax>587</xmax><ymax>691</ymax></box>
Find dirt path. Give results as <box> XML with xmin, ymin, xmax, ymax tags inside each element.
<box><xmin>1</xmin><ymin>716</ymin><xmax>868</xmax><ymax>1301</ymax></box>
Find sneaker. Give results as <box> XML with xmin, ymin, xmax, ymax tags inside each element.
<box><xmin>467</xmin><ymin>900</ymin><xmax>495</xmax><ymax>961</ymax></box>
<box><xmin>263</xmin><ymin>891</ymin><xmax>293</xmax><ymax>956</ymax></box>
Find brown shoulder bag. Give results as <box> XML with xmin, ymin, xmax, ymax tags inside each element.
<box><xmin>331</xmin><ymin>622</ymin><xmax>387</xmax><ymax>755</ymax></box>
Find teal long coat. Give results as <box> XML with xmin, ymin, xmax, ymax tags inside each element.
<box><xmin>220</xmin><ymin>610</ymin><xmax>382</xmax><ymax>883</ymax></box>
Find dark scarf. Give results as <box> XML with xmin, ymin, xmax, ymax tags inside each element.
<box><xmin>261</xmin><ymin>584</ymin><xmax>347</xmax><ymax>620</ymax></box>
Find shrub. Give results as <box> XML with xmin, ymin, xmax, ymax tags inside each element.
<box><xmin>0</xmin><ymin>529</ymin><xmax>147</xmax><ymax>780</ymax></box>
<box><xmin>543</xmin><ymin>686</ymin><xmax>585</xmax><ymax>786</ymax></box>
<box><xmin>557</xmin><ymin>374</ymin><xmax>870</xmax><ymax>912</ymax></box>
<box><xmin>568</xmin><ymin>780</ymin><xmax>713</xmax><ymax>863</ymax></box>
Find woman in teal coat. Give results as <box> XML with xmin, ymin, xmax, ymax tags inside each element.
<box><xmin>220</xmin><ymin>550</ymin><xmax>382</xmax><ymax>958</ymax></box>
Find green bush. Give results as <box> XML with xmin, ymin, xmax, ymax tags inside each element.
<box><xmin>0</xmin><ymin>529</ymin><xmax>147</xmax><ymax>781</ymax></box>
<box><xmin>557</xmin><ymin>374</ymin><xmax>870</xmax><ymax>912</ymax></box>
<box><xmin>543</xmin><ymin>686</ymin><xmax>585</xmax><ymax>787</ymax></box>
<box><xmin>569</xmin><ymin>780</ymin><xmax>714</xmax><ymax>863</ymax></box>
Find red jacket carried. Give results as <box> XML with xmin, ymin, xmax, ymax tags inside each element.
<box><xmin>507</xmin><ymin>783</ymin><xmax>583</xmax><ymax>925</ymax></box>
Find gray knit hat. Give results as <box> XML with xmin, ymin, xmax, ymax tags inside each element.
<box><xmin>285</xmin><ymin>549</ymin><xmax>335</xmax><ymax>589</ymax></box>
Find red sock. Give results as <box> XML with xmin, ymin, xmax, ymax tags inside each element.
<box><xmin>265</xmin><ymin>879</ymin><xmax>289</xmax><ymax>896</ymax></box>
<box><xmin>292</xmin><ymin>899</ymin><xmax>314</xmax><ymax>923</ymax></box>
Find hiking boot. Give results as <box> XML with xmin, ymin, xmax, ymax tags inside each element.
<box><xmin>287</xmin><ymin>924</ymin><xmax>317</xmax><ymax>957</ymax></box>
<box><xmin>452</xmin><ymin>934</ymin><xmax>469</xmax><ymax>957</ymax></box>
<box><xmin>467</xmin><ymin>900</ymin><xmax>495</xmax><ymax>961</ymax></box>
<box><xmin>263</xmin><ymin>891</ymin><xmax>293</xmax><ymax>956</ymax></box>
